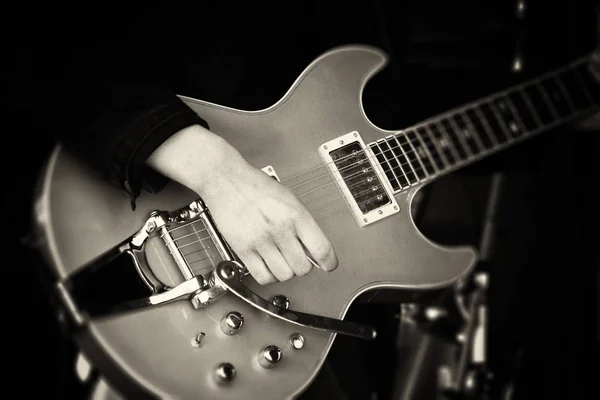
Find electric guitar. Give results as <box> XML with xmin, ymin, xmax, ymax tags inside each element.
<box><xmin>33</xmin><ymin>45</ymin><xmax>599</xmax><ymax>399</ymax></box>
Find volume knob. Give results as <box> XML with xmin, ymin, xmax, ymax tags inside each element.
<box><xmin>220</xmin><ymin>311</ymin><xmax>244</xmax><ymax>335</ymax></box>
<box><xmin>214</xmin><ymin>363</ymin><xmax>236</xmax><ymax>384</ymax></box>
<box><xmin>258</xmin><ymin>345</ymin><xmax>282</xmax><ymax>368</ymax></box>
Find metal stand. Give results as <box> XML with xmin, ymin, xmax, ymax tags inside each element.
<box><xmin>391</xmin><ymin>173</ymin><xmax>507</xmax><ymax>400</ymax></box>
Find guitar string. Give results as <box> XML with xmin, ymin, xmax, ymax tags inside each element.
<box><xmin>278</xmin><ymin>59</ymin><xmax>592</xmax><ymax>188</ymax></box>
<box><xmin>283</xmin><ymin>104</ymin><xmax>535</xmax><ymax>193</ymax></box>
<box><xmin>160</xmin><ymin>128</ymin><xmax>533</xmax><ymax>252</ymax></box>
<box><xmin>293</xmin><ymin>103</ymin><xmax>593</xmax><ymax>200</ymax></box>
<box><xmin>162</xmin><ymin>100</ymin><xmax>587</xmax><ymax>244</ymax></box>
<box><xmin>290</xmin><ymin>97</ymin><xmax>597</xmax><ymax>198</ymax></box>
<box><xmin>279</xmin><ymin>124</ymin><xmax>463</xmax><ymax>189</ymax></box>
<box><xmin>292</xmin><ymin>129</ymin><xmax>518</xmax><ymax>198</ymax></box>
<box><xmin>163</xmin><ymin>100</ymin><xmax>591</xmax><ymax>251</ymax></box>
<box><xmin>163</xmin><ymin>112</ymin><xmax>544</xmax><ymax>244</ymax></box>
<box><xmin>162</xmin><ymin>82</ymin><xmax>595</xmax><ymax>255</ymax></box>
<box><xmin>163</xmin><ymin>113</ymin><xmax>591</xmax><ymax>252</ymax></box>
<box><xmin>286</xmin><ymin>130</ymin><xmax>458</xmax><ymax>193</ymax></box>
<box><xmin>162</xmin><ymin>62</ymin><xmax>592</xmax><ymax>239</ymax></box>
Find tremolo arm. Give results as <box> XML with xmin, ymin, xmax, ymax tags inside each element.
<box><xmin>56</xmin><ymin>199</ymin><xmax>376</xmax><ymax>340</ymax></box>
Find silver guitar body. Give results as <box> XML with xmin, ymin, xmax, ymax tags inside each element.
<box><xmin>34</xmin><ymin>45</ymin><xmax>477</xmax><ymax>399</ymax></box>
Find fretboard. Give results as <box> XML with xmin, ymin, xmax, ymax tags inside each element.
<box><xmin>369</xmin><ymin>55</ymin><xmax>600</xmax><ymax>192</ymax></box>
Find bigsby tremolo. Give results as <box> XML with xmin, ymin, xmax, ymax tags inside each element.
<box><xmin>57</xmin><ymin>198</ymin><xmax>376</xmax><ymax>340</ymax></box>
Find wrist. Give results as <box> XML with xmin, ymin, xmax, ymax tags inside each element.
<box><xmin>146</xmin><ymin>124</ymin><xmax>244</xmax><ymax>194</ymax></box>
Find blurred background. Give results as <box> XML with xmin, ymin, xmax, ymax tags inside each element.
<box><xmin>1</xmin><ymin>1</ymin><xmax>598</xmax><ymax>399</ymax></box>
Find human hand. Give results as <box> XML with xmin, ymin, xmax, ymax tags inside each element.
<box><xmin>147</xmin><ymin>124</ymin><xmax>338</xmax><ymax>284</ymax></box>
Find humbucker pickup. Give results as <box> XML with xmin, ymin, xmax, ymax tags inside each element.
<box><xmin>319</xmin><ymin>131</ymin><xmax>400</xmax><ymax>227</ymax></box>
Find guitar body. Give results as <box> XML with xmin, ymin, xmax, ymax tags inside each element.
<box><xmin>35</xmin><ymin>45</ymin><xmax>477</xmax><ymax>399</ymax></box>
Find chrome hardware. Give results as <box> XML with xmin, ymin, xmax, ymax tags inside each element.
<box><xmin>214</xmin><ymin>363</ymin><xmax>236</xmax><ymax>384</ymax></box>
<box><xmin>270</xmin><ymin>294</ymin><xmax>290</xmax><ymax>310</ymax></box>
<box><xmin>258</xmin><ymin>346</ymin><xmax>282</xmax><ymax>368</ymax></box>
<box><xmin>191</xmin><ymin>332</ymin><xmax>205</xmax><ymax>348</ymax></box>
<box><xmin>424</xmin><ymin>306</ymin><xmax>447</xmax><ymax>322</ymax></box>
<box><xmin>289</xmin><ymin>333</ymin><xmax>305</xmax><ymax>350</ymax></box>
<box><xmin>191</xmin><ymin>271</ymin><xmax>229</xmax><ymax>309</ymax></box>
<box><xmin>57</xmin><ymin>199</ymin><xmax>376</xmax><ymax>340</ymax></box>
<box><xmin>318</xmin><ymin>131</ymin><xmax>400</xmax><ymax>228</ymax></box>
<box><xmin>56</xmin><ymin>199</ymin><xmax>235</xmax><ymax>320</ymax></box>
<box><xmin>214</xmin><ymin>261</ymin><xmax>377</xmax><ymax>340</ymax></box>
<box><xmin>220</xmin><ymin>311</ymin><xmax>244</xmax><ymax>335</ymax></box>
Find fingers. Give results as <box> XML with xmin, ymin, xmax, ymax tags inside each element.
<box><xmin>256</xmin><ymin>242</ymin><xmax>295</xmax><ymax>282</ymax></box>
<box><xmin>243</xmin><ymin>233</ymin><xmax>318</xmax><ymax>284</ymax></box>
<box><xmin>276</xmin><ymin>232</ymin><xmax>314</xmax><ymax>277</ymax></box>
<box><xmin>238</xmin><ymin>250</ymin><xmax>276</xmax><ymax>285</ymax></box>
<box><xmin>295</xmin><ymin>216</ymin><xmax>338</xmax><ymax>272</ymax></box>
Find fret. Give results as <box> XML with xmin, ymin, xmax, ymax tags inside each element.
<box><xmin>557</xmin><ymin>65</ymin><xmax>594</xmax><ymax>111</ymax></box>
<box><xmin>424</xmin><ymin>125</ymin><xmax>452</xmax><ymax>167</ymax></box>
<box><xmin>477</xmin><ymin>103</ymin><xmax>507</xmax><ymax>144</ymax></box>
<box><xmin>415</xmin><ymin>127</ymin><xmax>445</xmax><ymax>171</ymax></box>
<box><xmin>484</xmin><ymin>101</ymin><xmax>512</xmax><ymax>143</ymax></box>
<box><xmin>371</xmin><ymin>141</ymin><xmax>406</xmax><ymax>191</ymax></box>
<box><xmin>554</xmin><ymin>74</ymin><xmax>578</xmax><ymax>112</ymax></box>
<box><xmin>507</xmin><ymin>90</ymin><xmax>541</xmax><ymax>132</ymax></box>
<box><xmin>521</xmin><ymin>84</ymin><xmax>557</xmax><ymax>125</ymax></box>
<box><xmin>464</xmin><ymin>109</ymin><xmax>494</xmax><ymax>150</ymax></box>
<box><xmin>405</xmin><ymin>129</ymin><xmax>437</xmax><ymax>175</ymax></box>
<box><xmin>491</xmin><ymin>95</ymin><xmax>526</xmax><ymax>138</ymax></box>
<box><xmin>393</xmin><ymin>134</ymin><xmax>426</xmax><ymax>181</ymax></box>
<box><xmin>452</xmin><ymin>113</ymin><xmax>485</xmax><ymax>155</ymax></box>
<box><xmin>370</xmin><ymin>56</ymin><xmax>598</xmax><ymax>192</ymax></box>
<box><xmin>574</xmin><ymin>62</ymin><xmax>600</xmax><ymax>104</ymax></box>
<box><xmin>384</xmin><ymin>136</ymin><xmax>418</xmax><ymax>185</ymax></box>
<box><xmin>439</xmin><ymin>118</ymin><xmax>470</xmax><ymax>160</ymax></box>
<box><xmin>538</xmin><ymin>75</ymin><xmax>575</xmax><ymax>118</ymax></box>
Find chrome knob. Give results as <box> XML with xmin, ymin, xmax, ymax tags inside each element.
<box><xmin>214</xmin><ymin>363</ymin><xmax>236</xmax><ymax>384</ymax></box>
<box><xmin>220</xmin><ymin>311</ymin><xmax>244</xmax><ymax>335</ymax></box>
<box><xmin>271</xmin><ymin>294</ymin><xmax>290</xmax><ymax>309</ymax></box>
<box><xmin>289</xmin><ymin>333</ymin><xmax>305</xmax><ymax>350</ymax></box>
<box><xmin>258</xmin><ymin>345</ymin><xmax>282</xmax><ymax>368</ymax></box>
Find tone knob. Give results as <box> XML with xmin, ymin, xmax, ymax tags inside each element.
<box><xmin>214</xmin><ymin>363</ymin><xmax>236</xmax><ymax>384</ymax></box>
<box><xmin>289</xmin><ymin>333</ymin><xmax>305</xmax><ymax>350</ymax></box>
<box><xmin>258</xmin><ymin>345</ymin><xmax>282</xmax><ymax>368</ymax></box>
<box><xmin>271</xmin><ymin>294</ymin><xmax>290</xmax><ymax>309</ymax></box>
<box><xmin>220</xmin><ymin>311</ymin><xmax>244</xmax><ymax>335</ymax></box>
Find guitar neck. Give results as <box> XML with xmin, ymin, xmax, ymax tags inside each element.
<box><xmin>369</xmin><ymin>55</ymin><xmax>600</xmax><ymax>193</ymax></box>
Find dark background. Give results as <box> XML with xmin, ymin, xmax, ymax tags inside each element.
<box><xmin>2</xmin><ymin>1</ymin><xmax>599</xmax><ymax>399</ymax></box>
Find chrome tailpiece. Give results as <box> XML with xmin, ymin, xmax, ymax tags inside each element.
<box><xmin>56</xmin><ymin>199</ymin><xmax>376</xmax><ymax>340</ymax></box>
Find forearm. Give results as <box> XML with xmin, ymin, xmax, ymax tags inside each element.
<box><xmin>146</xmin><ymin>124</ymin><xmax>244</xmax><ymax>196</ymax></box>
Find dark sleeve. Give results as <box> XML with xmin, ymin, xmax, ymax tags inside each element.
<box><xmin>8</xmin><ymin>9</ymin><xmax>208</xmax><ymax>209</ymax></box>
